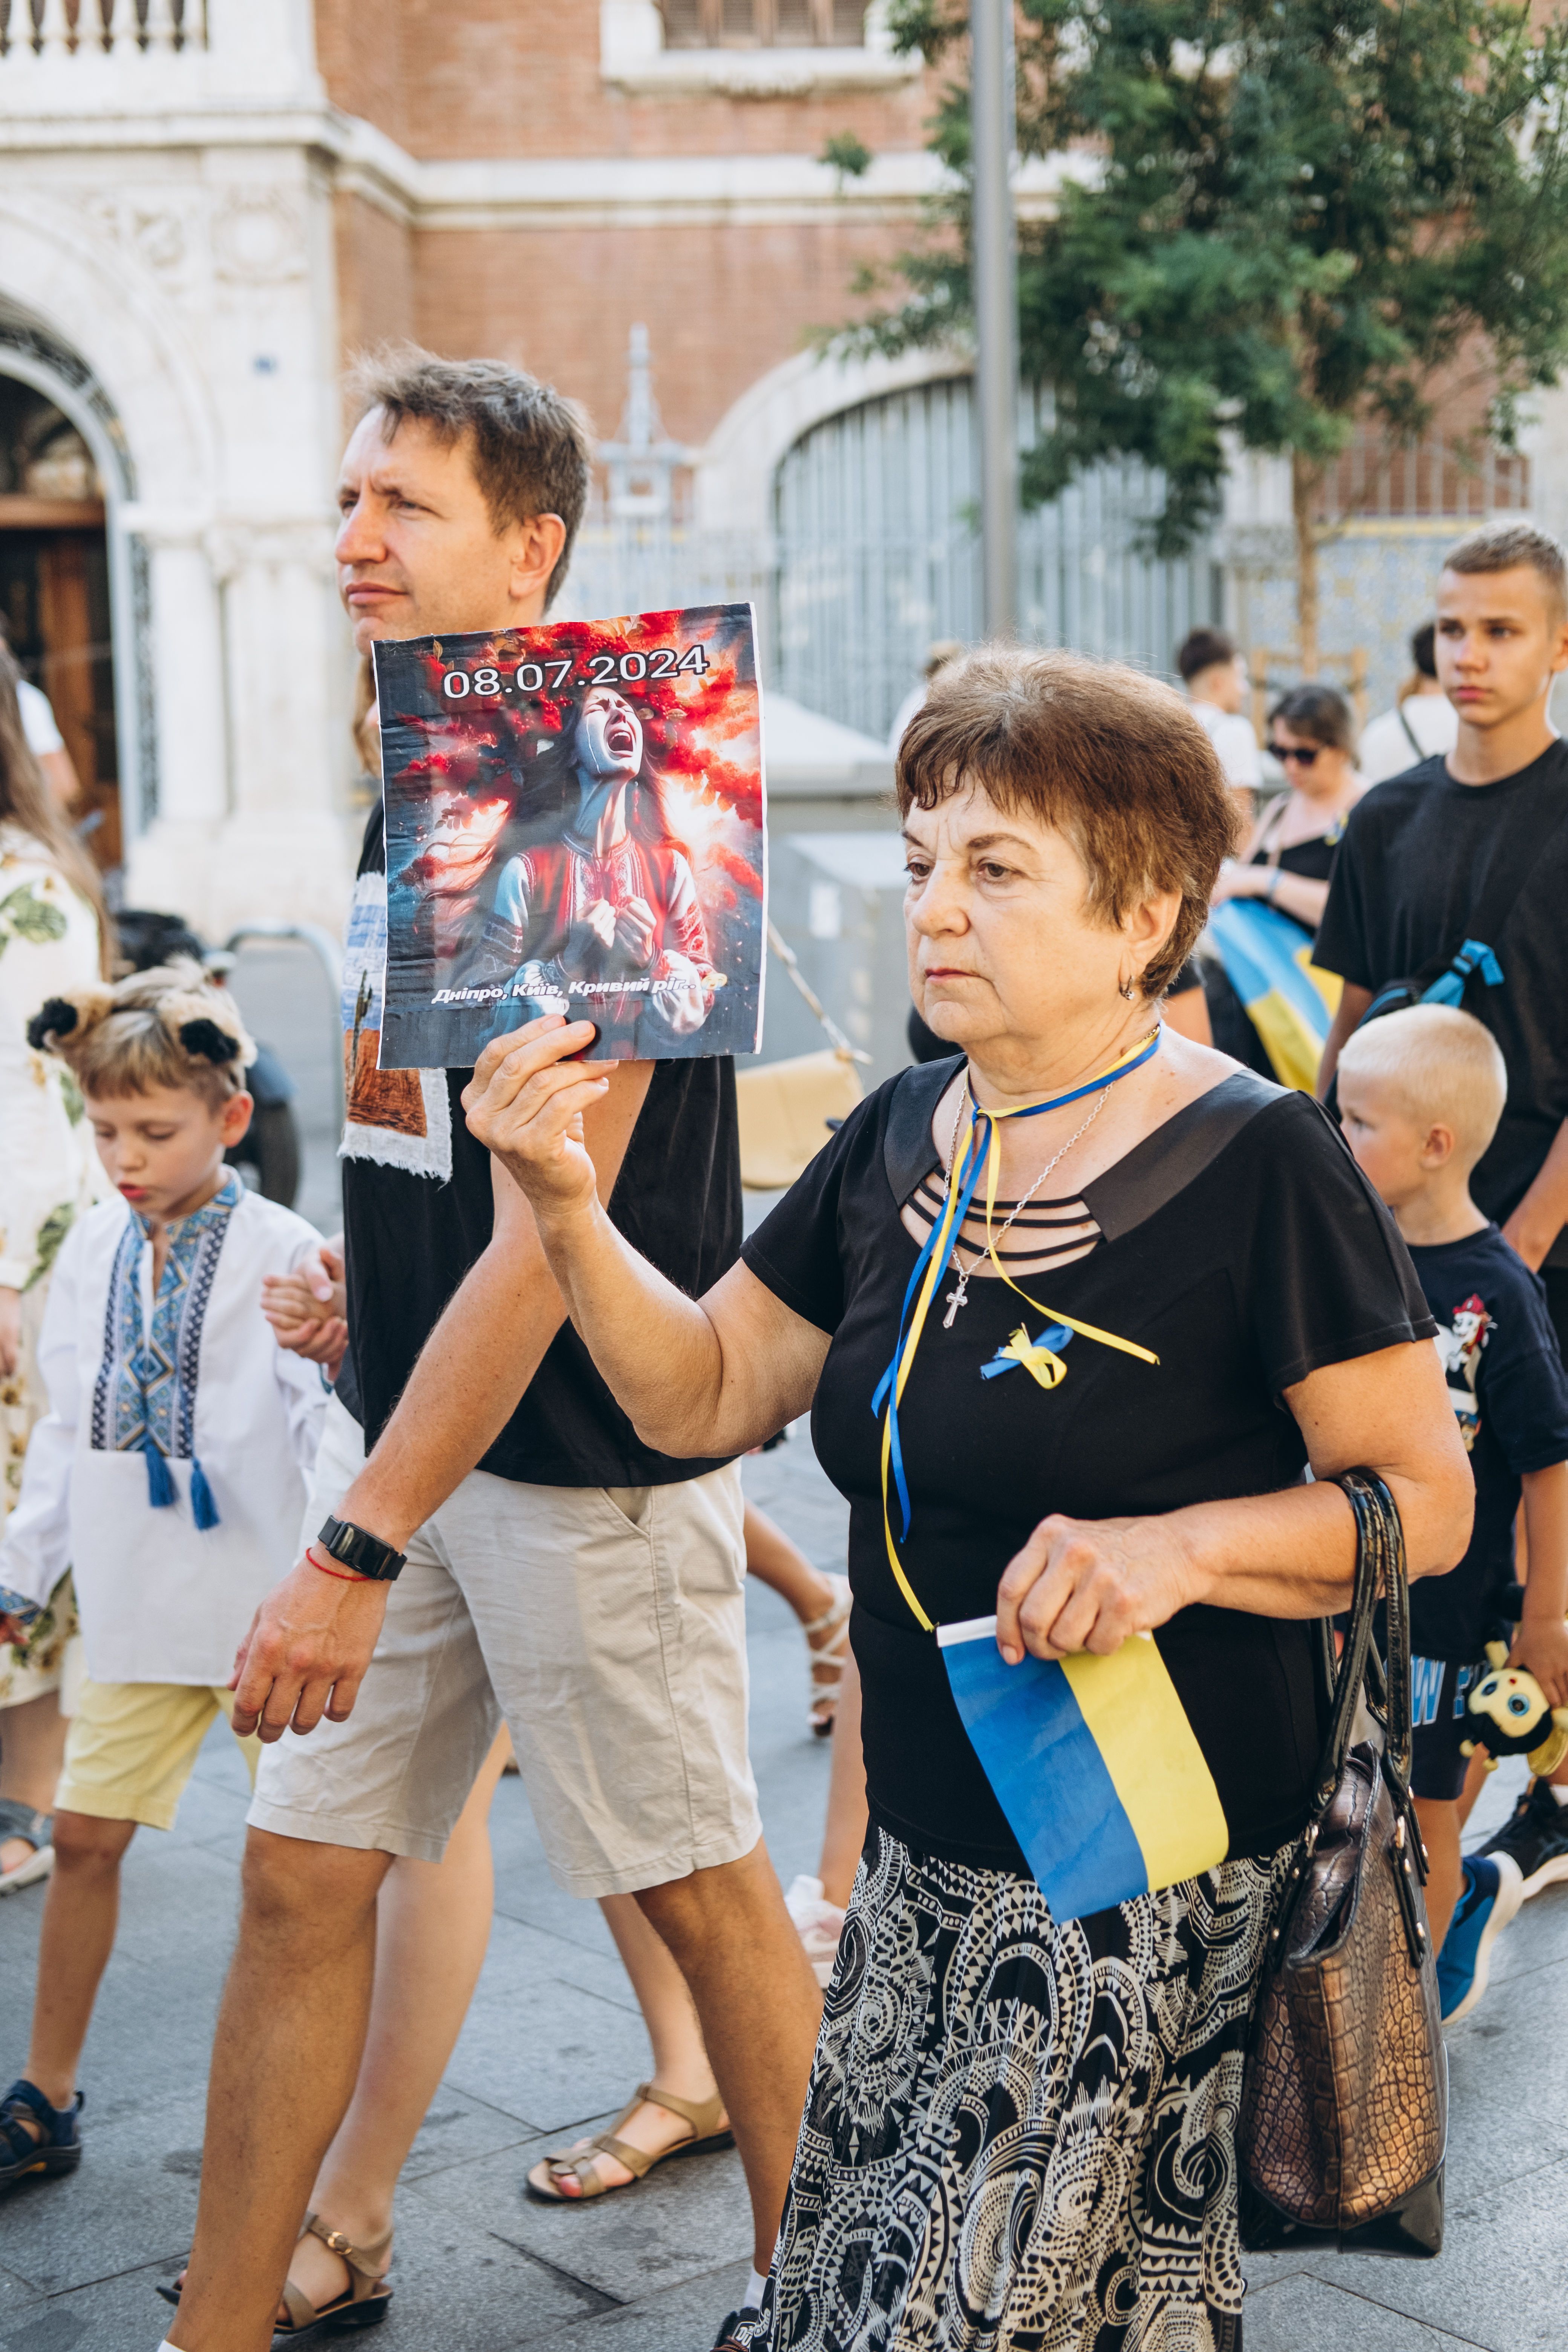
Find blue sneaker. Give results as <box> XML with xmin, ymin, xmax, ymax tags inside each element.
<box><xmin>1436</xmin><ymin>1853</ymin><xmax>1524</xmax><ymax>2023</ymax></box>
<box><xmin>0</xmin><ymin>2079</ymin><xmax>83</xmax><ymax>2191</ymax></box>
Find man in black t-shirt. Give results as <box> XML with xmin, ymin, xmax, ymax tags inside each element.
<box><xmin>170</xmin><ymin>355</ymin><xmax>819</xmax><ymax>2350</ymax></box>
<box><xmin>1317</xmin><ymin>520</ymin><xmax>1568</xmax><ymax>1356</ymax></box>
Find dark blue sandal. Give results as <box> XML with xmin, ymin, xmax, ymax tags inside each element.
<box><xmin>0</xmin><ymin>2079</ymin><xmax>82</xmax><ymax>2191</ymax></box>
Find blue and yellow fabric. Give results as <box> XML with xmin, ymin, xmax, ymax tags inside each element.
<box><xmin>939</xmin><ymin>1615</ymin><xmax>1229</xmax><ymax>1919</ymax></box>
<box><xmin>1206</xmin><ymin>900</ymin><xmax>1343</xmax><ymax>1093</ymax></box>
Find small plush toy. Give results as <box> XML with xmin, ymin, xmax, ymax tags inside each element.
<box><xmin>1461</xmin><ymin>1641</ymin><xmax>1568</xmax><ymax>1776</ymax></box>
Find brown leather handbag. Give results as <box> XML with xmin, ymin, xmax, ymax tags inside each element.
<box><xmin>1238</xmin><ymin>1469</ymin><xmax>1447</xmax><ymax>2258</ymax></box>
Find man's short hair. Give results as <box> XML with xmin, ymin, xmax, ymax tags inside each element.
<box><xmin>1176</xmin><ymin>627</ymin><xmax>1237</xmax><ymax>683</ymax></box>
<box><xmin>1442</xmin><ymin>519</ymin><xmax>1568</xmax><ymax>621</ymax></box>
<box><xmin>1337</xmin><ymin>1004</ymin><xmax>1507</xmax><ymax>1173</ymax></box>
<box><xmin>897</xmin><ymin>645</ymin><xmax>1238</xmax><ymax>998</ymax></box>
<box><xmin>1410</xmin><ymin>620</ymin><xmax>1437</xmax><ymax>680</ymax></box>
<box><xmin>348</xmin><ymin>346</ymin><xmax>594</xmax><ymax>608</ymax></box>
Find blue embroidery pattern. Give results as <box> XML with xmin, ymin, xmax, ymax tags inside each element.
<box><xmin>89</xmin><ymin>1171</ymin><xmax>242</xmax><ymax>1525</ymax></box>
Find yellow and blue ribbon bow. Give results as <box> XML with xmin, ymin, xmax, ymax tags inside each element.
<box><xmin>871</xmin><ymin>1031</ymin><xmax>1161</xmax><ymax>1633</ymax></box>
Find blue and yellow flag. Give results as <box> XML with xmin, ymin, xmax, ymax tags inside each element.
<box><xmin>1207</xmin><ymin>900</ymin><xmax>1343</xmax><ymax>1094</ymax></box>
<box><xmin>939</xmin><ymin>1618</ymin><xmax>1229</xmax><ymax>1919</ymax></box>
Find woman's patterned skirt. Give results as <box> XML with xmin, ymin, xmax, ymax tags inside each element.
<box><xmin>734</xmin><ymin>1826</ymin><xmax>1291</xmax><ymax>2352</ymax></box>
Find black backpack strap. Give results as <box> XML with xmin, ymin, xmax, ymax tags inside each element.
<box><xmin>1081</xmin><ymin>1068</ymin><xmax>1283</xmax><ymax>1241</ymax></box>
<box><xmin>882</xmin><ymin>1054</ymin><xmax>964</xmax><ymax>1207</ymax></box>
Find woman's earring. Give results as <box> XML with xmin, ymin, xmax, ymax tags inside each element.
<box><xmin>1119</xmin><ymin>975</ymin><xmax>1138</xmax><ymax>1002</ymax></box>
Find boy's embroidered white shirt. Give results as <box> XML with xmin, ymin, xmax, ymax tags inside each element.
<box><xmin>0</xmin><ymin>1184</ymin><xmax>329</xmax><ymax>1684</ymax></box>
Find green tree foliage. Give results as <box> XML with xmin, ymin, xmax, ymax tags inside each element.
<box><xmin>864</xmin><ymin>1</ymin><xmax>1568</xmax><ymax>665</ymax></box>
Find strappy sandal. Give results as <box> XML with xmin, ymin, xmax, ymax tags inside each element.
<box><xmin>525</xmin><ymin>2081</ymin><xmax>733</xmax><ymax>2203</ymax></box>
<box><xmin>156</xmin><ymin>2211</ymin><xmax>392</xmax><ymax>2336</ymax></box>
<box><xmin>0</xmin><ymin>1802</ymin><xmax>54</xmax><ymax>1894</ymax></box>
<box><xmin>802</xmin><ymin>1573</ymin><xmax>852</xmax><ymax>1737</ymax></box>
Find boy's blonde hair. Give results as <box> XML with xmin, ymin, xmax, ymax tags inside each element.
<box><xmin>27</xmin><ymin>957</ymin><xmax>256</xmax><ymax>1112</ymax></box>
<box><xmin>1337</xmin><ymin>1004</ymin><xmax>1507</xmax><ymax>1171</ymax></box>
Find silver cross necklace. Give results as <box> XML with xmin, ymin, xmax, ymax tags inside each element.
<box><xmin>940</xmin><ymin>1078</ymin><xmax>1112</xmax><ymax>1328</ymax></box>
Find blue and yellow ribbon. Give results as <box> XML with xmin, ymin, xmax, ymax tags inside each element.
<box><xmin>871</xmin><ymin>1031</ymin><xmax>1162</xmax><ymax>1632</ymax></box>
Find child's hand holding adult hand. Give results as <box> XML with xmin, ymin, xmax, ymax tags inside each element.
<box><xmin>1511</xmin><ymin>1615</ymin><xmax>1568</xmax><ymax>1712</ymax></box>
<box><xmin>262</xmin><ymin>1240</ymin><xmax>348</xmax><ymax>1369</ymax></box>
<box><xmin>230</xmin><ymin>1549</ymin><xmax>390</xmax><ymax>1740</ymax></box>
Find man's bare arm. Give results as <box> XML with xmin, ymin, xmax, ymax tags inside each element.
<box><xmin>1502</xmin><ymin>1117</ymin><xmax>1568</xmax><ymax>1272</ymax></box>
<box><xmin>230</xmin><ymin>1055</ymin><xmax>653</xmax><ymax>1740</ymax></box>
<box><xmin>1315</xmin><ymin>980</ymin><xmax>1372</xmax><ymax>1098</ymax></box>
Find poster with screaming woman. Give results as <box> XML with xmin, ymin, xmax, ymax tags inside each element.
<box><xmin>372</xmin><ymin>603</ymin><xmax>765</xmax><ymax>1068</ymax></box>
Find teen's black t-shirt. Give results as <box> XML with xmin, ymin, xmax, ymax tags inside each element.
<box><xmin>741</xmin><ymin>1069</ymin><xmax>1435</xmax><ymax>1871</ymax></box>
<box><xmin>335</xmin><ymin>805</ymin><xmax>742</xmax><ymax>1486</ymax></box>
<box><xmin>1404</xmin><ymin>1225</ymin><xmax>1568</xmax><ymax>1660</ymax></box>
<box><xmin>1315</xmin><ymin>742</ymin><xmax>1568</xmax><ymax>1233</ymax></box>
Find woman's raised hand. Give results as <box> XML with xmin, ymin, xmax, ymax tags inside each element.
<box><xmin>462</xmin><ymin>1017</ymin><xmax>613</xmax><ymax>1220</ymax></box>
<box><xmin>994</xmin><ymin>1511</ymin><xmax>1198</xmax><ymax>1665</ymax></box>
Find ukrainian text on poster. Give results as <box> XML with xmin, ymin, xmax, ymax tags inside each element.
<box><xmin>374</xmin><ymin>603</ymin><xmax>765</xmax><ymax>1068</ymax></box>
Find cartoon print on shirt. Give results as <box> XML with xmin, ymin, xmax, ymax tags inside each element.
<box><xmin>1434</xmin><ymin>1290</ymin><xmax>1490</xmax><ymax>1453</ymax></box>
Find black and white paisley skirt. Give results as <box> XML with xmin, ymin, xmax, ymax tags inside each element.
<box><xmin>735</xmin><ymin>1826</ymin><xmax>1292</xmax><ymax>2352</ymax></box>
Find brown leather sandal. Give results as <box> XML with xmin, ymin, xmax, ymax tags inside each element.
<box><xmin>274</xmin><ymin>2213</ymin><xmax>393</xmax><ymax>2336</ymax></box>
<box><xmin>525</xmin><ymin>2081</ymin><xmax>733</xmax><ymax>2203</ymax></box>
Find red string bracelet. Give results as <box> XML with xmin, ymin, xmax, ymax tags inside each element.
<box><xmin>307</xmin><ymin>1543</ymin><xmax>373</xmax><ymax>1584</ymax></box>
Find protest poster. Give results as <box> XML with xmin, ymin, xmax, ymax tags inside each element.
<box><xmin>372</xmin><ymin>603</ymin><xmax>765</xmax><ymax>1068</ymax></box>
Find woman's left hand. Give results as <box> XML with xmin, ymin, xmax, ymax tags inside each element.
<box><xmin>994</xmin><ymin>1512</ymin><xmax>1197</xmax><ymax>1665</ymax></box>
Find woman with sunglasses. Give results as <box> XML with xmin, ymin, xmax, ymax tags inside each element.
<box><xmin>1211</xmin><ymin>681</ymin><xmax>1363</xmax><ymax>936</ymax></box>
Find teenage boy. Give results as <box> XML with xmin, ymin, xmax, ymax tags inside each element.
<box><xmin>1337</xmin><ymin>1004</ymin><xmax>1568</xmax><ymax>2020</ymax></box>
<box><xmin>1316</xmin><ymin>520</ymin><xmax>1568</xmax><ymax>1898</ymax></box>
<box><xmin>161</xmin><ymin>354</ymin><xmax>818</xmax><ymax>2352</ymax></box>
<box><xmin>0</xmin><ymin>964</ymin><xmax>328</xmax><ymax>2188</ymax></box>
<box><xmin>1175</xmin><ymin>625</ymin><xmax>1263</xmax><ymax>796</ymax></box>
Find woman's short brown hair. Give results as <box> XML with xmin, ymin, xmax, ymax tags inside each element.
<box><xmin>897</xmin><ymin>646</ymin><xmax>1238</xmax><ymax>998</ymax></box>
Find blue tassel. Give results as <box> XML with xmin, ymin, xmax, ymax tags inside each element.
<box><xmin>189</xmin><ymin>1458</ymin><xmax>220</xmax><ymax>1531</ymax></box>
<box><xmin>141</xmin><ymin>1437</ymin><xmax>176</xmax><ymax>1509</ymax></box>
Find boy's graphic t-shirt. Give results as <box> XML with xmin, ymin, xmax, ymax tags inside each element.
<box><xmin>1406</xmin><ymin>1223</ymin><xmax>1568</xmax><ymax>1659</ymax></box>
<box><xmin>1315</xmin><ymin>743</ymin><xmax>1568</xmax><ymax>1241</ymax></box>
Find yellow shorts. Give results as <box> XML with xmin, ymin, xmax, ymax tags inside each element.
<box><xmin>56</xmin><ymin>1676</ymin><xmax>261</xmax><ymax>1831</ymax></box>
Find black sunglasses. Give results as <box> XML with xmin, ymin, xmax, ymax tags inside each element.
<box><xmin>1269</xmin><ymin>742</ymin><xmax>1321</xmax><ymax>766</ymax></box>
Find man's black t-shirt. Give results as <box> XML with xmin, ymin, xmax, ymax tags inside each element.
<box><xmin>1405</xmin><ymin>1225</ymin><xmax>1568</xmax><ymax>1660</ymax></box>
<box><xmin>1315</xmin><ymin>742</ymin><xmax>1568</xmax><ymax>1232</ymax></box>
<box><xmin>336</xmin><ymin>805</ymin><xmax>742</xmax><ymax>1485</ymax></box>
<box><xmin>741</xmin><ymin>1070</ymin><xmax>1433</xmax><ymax>1871</ymax></box>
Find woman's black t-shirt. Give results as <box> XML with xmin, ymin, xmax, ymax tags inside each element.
<box><xmin>741</xmin><ymin>1068</ymin><xmax>1435</xmax><ymax>1871</ymax></box>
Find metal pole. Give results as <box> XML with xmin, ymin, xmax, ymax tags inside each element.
<box><xmin>971</xmin><ymin>0</ymin><xmax>1018</xmax><ymax>638</ymax></box>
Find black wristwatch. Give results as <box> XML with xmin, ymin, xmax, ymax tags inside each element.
<box><xmin>316</xmin><ymin>1515</ymin><xmax>407</xmax><ymax>1583</ymax></box>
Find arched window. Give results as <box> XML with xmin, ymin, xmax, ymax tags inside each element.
<box><xmin>658</xmin><ymin>2</ymin><xmax>867</xmax><ymax>47</ymax></box>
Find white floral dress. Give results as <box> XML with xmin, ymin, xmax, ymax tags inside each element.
<box><xmin>0</xmin><ymin>824</ymin><xmax>103</xmax><ymax>1707</ymax></box>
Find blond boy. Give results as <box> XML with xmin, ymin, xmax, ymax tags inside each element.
<box><xmin>0</xmin><ymin>962</ymin><xmax>327</xmax><ymax>2190</ymax></box>
<box><xmin>1339</xmin><ymin>1003</ymin><xmax>1568</xmax><ymax>2020</ymax></box>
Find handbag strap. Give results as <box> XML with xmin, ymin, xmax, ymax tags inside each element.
<box><xmin>1310</xmin><ymin>1471</ymin><xmax>1412</xmax><ymax>1819</ymax></box>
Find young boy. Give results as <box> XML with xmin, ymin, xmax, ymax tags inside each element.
<box><xmin>0</xmin><ymin>961</ymin><xmax>328</xmax><ymax>2190</ymax></box>
<box><xmin>1338</xmin><ymin>1003</ymin><xmax>1568</xmax><ymax>2021</ymax></box>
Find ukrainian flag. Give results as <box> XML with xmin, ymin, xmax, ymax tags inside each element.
<box><xmin>1206</xmin><ymin>900</ymin><xmax>1343</xmax><ymax>1093</ymax></box>
<box><xmin>939</xmin><ymin>1619</ymin><xmax>1229</xmax><ymax>1919</ymax></box>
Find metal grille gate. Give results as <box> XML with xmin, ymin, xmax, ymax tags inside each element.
<box><xmin>772</xmin><ymin>375</ymin><xmax>1223</xmax><ymax>738</ymax></box>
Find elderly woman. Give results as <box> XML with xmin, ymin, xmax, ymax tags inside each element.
<box><xmin>464</xmin><ymin>650</ymin><xmax>1470</xmax><ymax>2352</ymax></box>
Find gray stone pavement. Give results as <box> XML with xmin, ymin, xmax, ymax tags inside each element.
<box><xmin>3</xmin><ymin>1424</ymin><xmax>1564</xmax><ymax>2348</ymax></box>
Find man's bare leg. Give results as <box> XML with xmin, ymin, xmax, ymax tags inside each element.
<box><xmin>167</xmin><ymin>1829</ymin><xmax>391</xmax><ymax>2352</ymax></box>
<box><xmin>635</xmin><ymin>1839</ymin><xmax>821</xmax><ymax>2274</ymax></box>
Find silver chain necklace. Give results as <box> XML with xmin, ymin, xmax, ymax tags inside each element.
<box><xmin>940</xmin><ymin>1080</ymin><xmax>1112</xmax><ymax>1328</ymax></box>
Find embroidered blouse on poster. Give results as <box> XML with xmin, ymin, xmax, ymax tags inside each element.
<box><xmin>740</xmin><ymin>1066</ymin><xmax>1436</xmax><ymax>1870</ymax></box>
<box><xmin>0</xmin><ymin>1179</ymin><xmax>329</xmax><ymax>1684</ymax></box>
